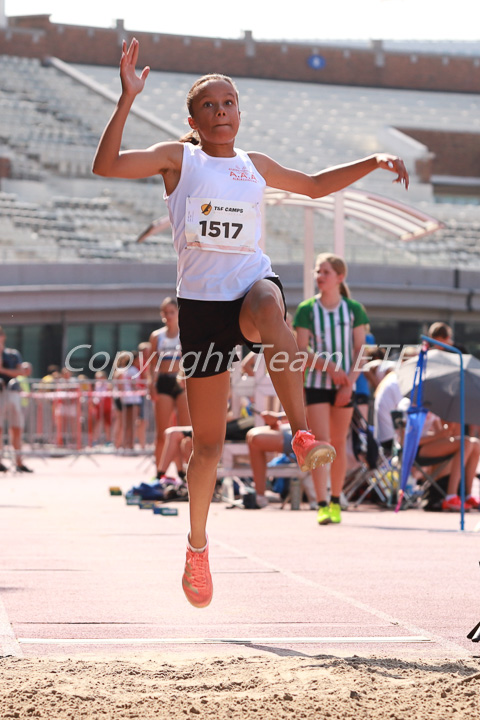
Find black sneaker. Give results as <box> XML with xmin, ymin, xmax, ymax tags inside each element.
<box><xmin>16</xmin><ymin>464</ymin><xmax>33</xmax><ymax>473</ymax></box>
<box><xmin>0</xmin><ymin>462</ymin><xmax>8</xmax><ymax>473</ymax></box>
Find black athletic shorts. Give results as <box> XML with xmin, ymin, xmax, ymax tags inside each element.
<box><xmin>304</xmin><ymin>387</ymin><xmax>354</xmax><ymax>408</ymax></box>
<box><xmin>182</xmin><ymin>416</ymin><xmax>255</xmax><ymax>441</ymax></box>
<box><xmin>177</xmin><ymin>276</ymin><xmax>286</xmax><ymax>378</ymax></box>
<box><xmin>415</xmin><ymin>450</ymin><xmax>455</xmax><ymax>467</ymax></box>
<box><xmin>155</xmin><ymin>373</ymin><xmax>184</xmax><ymax>399</ymax></box>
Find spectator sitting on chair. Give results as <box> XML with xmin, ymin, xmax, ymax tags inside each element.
<box><xmin>414</xmin><ymin>414</ymin><xmax>480</xmax><ymax>512</ymax></box>
<box><xmin>156</xmin><ymin>424</ymin><xmax>191</xmax><ymax>483</ymax></box>
<box><xmin>0</xmin><ymin>327</ymin><xmax>33</xmax><ymax>473</ymax></box>
<box><xmin>246</xmin><ymin>410</ymin><xmax>295</xmax><ymax>508</ymax></box>
<box><xmin>156</xmin><ymin>366</ymin><xmax>255</xmax><ymax>483</ymax></box>
<box><xmin>157</xmin><ymin>414</ymin><xmax>256</xmax><ymax>482</ymax></box>
<box><xmin>373</xmin><ymin>346</ymin><xmax>419</xmax><ymax>455</ymax></box>
<box><xmin>362</xmin><ymin>345</ymin><xmax>388</xmax><ymax>390</ymax></box>
<box><xmin>427</xmin><ymin>321</ymin><xmax>467</xmax><ymax>354</ymax></box>
<box><xmin>427</xmin><ymin>321</ymin><xmax>453</xmax><ymax>347</ymax></box>
<box><xmin>373</xmin><ymin>362</ymin><xmax>401</xmax><ymax>456</ymax></box>
<box><xmin>426</xmin><ymin>323</ymin><xmax>477</xmax><ymax>439</ymax></box>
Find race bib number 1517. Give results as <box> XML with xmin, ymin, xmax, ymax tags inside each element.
<box><xmin>185</xmin><ymin>197</ymin><xmax>257</xmax><ymax>254</ymax></box>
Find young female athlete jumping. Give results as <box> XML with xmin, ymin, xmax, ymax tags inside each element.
<box><xmin>93</xmin><ymin>38</ymin><xmax>409</xmax><ymax>608</ymax></box>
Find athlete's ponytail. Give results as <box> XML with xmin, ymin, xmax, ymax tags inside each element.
<box><xmin>179</xmin><ymin>131</ymin><xmax>200</xmax><ymax>145</ymax></box>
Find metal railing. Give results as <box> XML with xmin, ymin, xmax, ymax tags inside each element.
<box><xmin>1</xmin><ymin>379</ymin><xmax>155</xmax><ymax>459</ymax></box>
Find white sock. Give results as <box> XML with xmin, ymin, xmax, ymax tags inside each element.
<box><xmin>187</xmin><ymin>535</ymin><xmax>208</xmax><ymax>553</ymax></box>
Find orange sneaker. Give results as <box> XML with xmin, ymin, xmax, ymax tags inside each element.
<box><xmin>465</xmin><ymin>496</ymin><xmax>480</xmax><ymax>510</ymax></box>
<box><xmin>441</xmin><ymin>495</ymin><xmax>468</xmax><ymax>512</ymax></box>
<box><xmin>292</xmin><ymin>430</ymin><xmax>336</xmax><ymax>471</ymax></box>
<box><xmin>182</xmin><ymin>540</ymin><xmax>213</xmax><ymax>608</ymax></box>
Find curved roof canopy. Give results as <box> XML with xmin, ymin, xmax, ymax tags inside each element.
<box><xmin>137</xmin><ymin>188</ymin><xmax>444</xmax><ymax>298</ymax></box>
<box><xmin>263</xmin><ymin>187</ymin><xmax>443</xmax><ymax>243</ymax></box>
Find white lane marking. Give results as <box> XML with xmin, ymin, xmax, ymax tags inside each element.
<box><xmin>214</xmin><ymin>539</ymin><xmax>471</xmax><ymax>658</ymax></box>
<box><xmin>0</xmin><ymin>596</ymin><xmax>23</xmax><ymax>658</ymax></box>
<box><xmin>18</xmin><ymin>636</ymin><xmax>432</xmax><ymax>645</ymax></box>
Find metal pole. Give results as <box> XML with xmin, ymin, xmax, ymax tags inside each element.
<box><xmin>333</xmin><ymin>191</ymin><xmax>345</xmax><ymax>257</ymax></box>
<box><xmin>303</xmin><ymin>207</ymin><xmax>315</xmax><ymax>300</ymax></box>
<box><xmin>421</xmin><ymin>335</ymin><xmax>465</xmax><ymax>531</ymax></box>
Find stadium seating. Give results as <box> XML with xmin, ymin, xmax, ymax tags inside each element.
<box><xmin>1</xmin><ymin>54</ymin><xmax>480</xmax><ymax>265</ymax></box>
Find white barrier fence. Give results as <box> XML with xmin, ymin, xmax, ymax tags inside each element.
<box><xmin>1</xmin><ymin>379</ymin><xmax>155</xmax><ymax>458</ymax></box>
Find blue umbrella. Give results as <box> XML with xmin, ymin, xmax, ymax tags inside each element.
<box><xmin>395</xmin><ymin>348</ymin><xmax>428</xmax><ymax>512</ymax></box>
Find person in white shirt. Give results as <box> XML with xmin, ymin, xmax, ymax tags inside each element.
<box><xmin>373</xmin><ymin>365</ymin><xmax>402</xmax><ymax>454</ymax></box>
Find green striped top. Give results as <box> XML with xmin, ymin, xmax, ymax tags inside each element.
<box><xmin>293</xmin><ymin>295</ymin><xmax>369</xmax><ymax>389</ymax></box>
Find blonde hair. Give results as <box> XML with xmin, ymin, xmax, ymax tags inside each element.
<box><xmin>315</xmin><ymin>252</ymin><xmax>350</xmax><ymax>298</ymax></box>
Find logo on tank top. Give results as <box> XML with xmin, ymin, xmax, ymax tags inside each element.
<box><xmin>229</xmin><ymin>165</ymin><xmax>257</xmax><ymax>182</ymax></box>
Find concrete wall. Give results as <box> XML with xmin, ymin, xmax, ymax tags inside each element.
<box><xmin>403</xmin><ymin>129</ymin><xmax>480</xmax><ymax>178</ymax></box>
<box><xmin>1</xmin><ymin>262</ymin><xmax>479</xmax><ymax>327</ymax></box>
<box><xmin>2</xmin><ymin>15</ymin><xmax>480</xmax><ymax>94</ymax></box>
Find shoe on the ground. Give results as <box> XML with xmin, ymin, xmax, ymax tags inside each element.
<box><xmin>329</xmin><ymin>501</ymin><xmax>342</xmax><ymax>524</ymax></box>
<box><xmin>317</xmin><ymin>505</ymin><xmax>331</xmax><ymax>525</ymax></box>
<box><xmin>0</xmin><ymin>462</ymin><xmax>8</xmax><ymax>473</ymax></box>
<box><xmin>441</xmin><ymin>495</ymin><xmax>467</xmax><ymax>512</ymax></box>
<box><xmin>292</xmin><ymin>430</ymin><xmax>336</xmax><ymax>471</ymax></box>
<box><xmin>340</xmin><ymin>492</ymin><xmax>349</xmax><ymax>510</ymax></box>
<box><xmin>255</xmin><ymin>494</ymin><xmax>269</xmax><ymax>509</ymax></box>
<box><xmin>16</xmin><ymin>464</ymin><xmax>33</xmax><ymax>473</ymax></box>
<box><xmin>465</xmin><ymin>496</ymin><xmax>480</xmax><ymax>510</ymax></box>
<box><xmin>182</xmin><ymin>540</ymin><xmax>213</xmax><ymax>608</ymax></box>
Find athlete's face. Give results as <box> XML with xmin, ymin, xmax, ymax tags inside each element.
<box><xmin>188</xmin><ymin>79</ymin><xmax>240</xmax><ymax>146</ymax></box>
<box><xmin>314</xmin><ymin>261</ymin><xmax>343</xmax><ymax>293</ymax></box>
<box><xmin>161</xmin><ymin>303</ymin><xmax>178</xmax><ymax>328</ymax></box>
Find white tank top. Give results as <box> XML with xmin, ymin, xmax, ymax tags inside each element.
<box><xmin>165</xmin><ymin>143</ymin><xmax>275</xmax><ymax>301</ymax></box>
<box><xmin>155</xmin><ymin>327</ymin><xmax>181</xmax><ymax>361</ymax></box>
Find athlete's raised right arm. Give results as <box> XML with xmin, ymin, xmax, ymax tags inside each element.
<box><xmin>92</xmin><ymin>38</ymin><xmax>183</xmax><ymax>179</ymax></box>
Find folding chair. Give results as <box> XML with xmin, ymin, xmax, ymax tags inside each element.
<box><xmin>391</xmin><ymin>410</ymin><xmax>449</xmax><ymax>511</ymax></box>
<box><xmin>343</xmin><ymin>407</ymin><xmax>398</xmax><ymax>507</ymax></box>
<box><xmin>411</xmin><ymin>456</ymin><xmax>450</xmax><ymax>511</ymax></box>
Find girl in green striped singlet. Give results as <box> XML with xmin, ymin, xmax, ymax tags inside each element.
<box><xmin>293</xmin><ymin>253</ymin><xmax>369</xmax><ymax>526</ymax></box>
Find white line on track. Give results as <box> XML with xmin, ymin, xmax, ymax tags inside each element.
<box><xmin>214</xmin><ymin>539</ymin><xmax>472</xmax><ymax>658</ymax></box>
<box><xmin>7</xmin><ymin>542</ymin><xmax>471</xmax><ymax>656</ymax></box>
<box><xmin>18</xmin><ymin>636</ymin><xmax>432</xmax><ymax>646</ymax></box>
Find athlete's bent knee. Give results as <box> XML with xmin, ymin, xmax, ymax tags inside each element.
<box><xmin>192</xmin><ymin>440</ymin><xmax>223</xmax><ymax>464</ymax></box>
